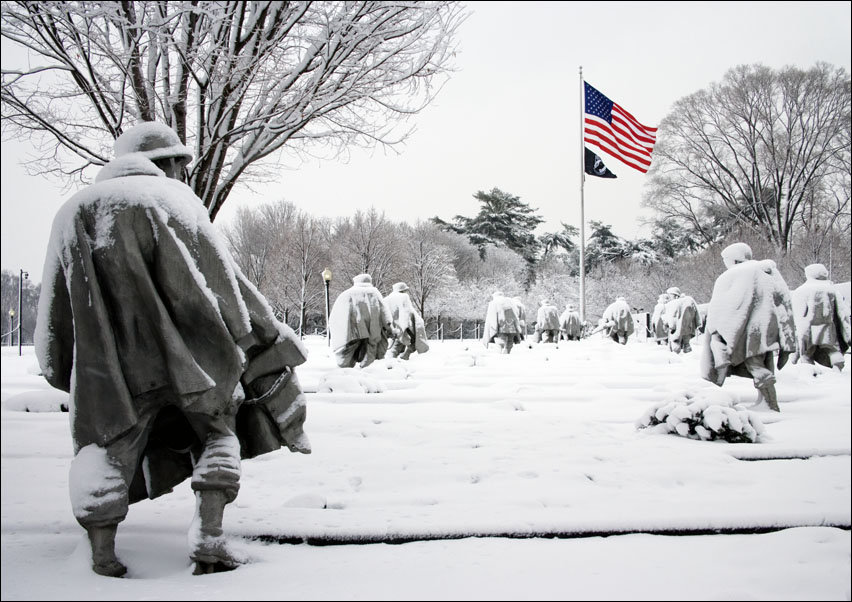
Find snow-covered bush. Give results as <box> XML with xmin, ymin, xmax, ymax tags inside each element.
<box><xmin>636</xmin><ymin>388</ymin><xmax>765</xmax><ymax>443</ymax></box>
<box><xmin>3</xmin><ymin>390</ymin><xmax>69</xmax><ymax>412</ymax></box>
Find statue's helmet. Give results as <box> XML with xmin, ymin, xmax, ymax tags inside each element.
<box><xmin>721</xmin><ymin>242</ymin><xmax>753</xmax><ymax>268</ymax></box>
<box><xmin>114</xmin><ymin>122</ymin><xmax>193</xmax><ymax>164</ymax></box>
<box><xmin>804</xmin><ymin>263</ymin><xmax>829</xmax><ymax>281</ymax></box>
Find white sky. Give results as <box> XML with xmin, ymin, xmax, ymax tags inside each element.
<box><xmin>2</xmin><ymin>1</ymin><xmax>851</xmax><ymax>284</ymax></box>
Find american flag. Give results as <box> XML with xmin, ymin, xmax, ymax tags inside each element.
<box><xmin>584</xmin><ymin>81</ymin><xmax>656</xmax><ymax>174</ymax></box>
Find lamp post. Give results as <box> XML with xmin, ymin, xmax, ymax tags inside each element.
<box><xmin>8</xmin><ymin>309</ymin><xmax>14</xmax><ymax>347</ymax></box>
<box><xmin>322</xmin><ymin>268</ymin><xmax>332</xmax><ymax>346</ymax></box>
<box><xmin>18</xmin><ymin>270</ymin><xmax>28</xmax><ymax>356</ymax></box>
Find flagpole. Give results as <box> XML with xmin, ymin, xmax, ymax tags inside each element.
<box><xmin>578</xmin><ymin>66</ymin><xmax>586</xmax><ymax>325</ymax></box>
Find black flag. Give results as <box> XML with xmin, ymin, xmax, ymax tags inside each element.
<box><xmin>584</xmin><ymin>147</ymin><xmax>617</xmax><ymax>179</ymax></box>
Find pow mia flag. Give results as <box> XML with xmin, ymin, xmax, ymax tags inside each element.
<box><xmin>584</xmin><ymin>147</ymin><xmax>617</xmax><ymax>179</ymax></box>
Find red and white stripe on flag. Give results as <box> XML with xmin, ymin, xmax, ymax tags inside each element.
<box><xmin>584</xmin><ymin>102</ymin><xmax>657</xmax><ymax>174</ymax></box>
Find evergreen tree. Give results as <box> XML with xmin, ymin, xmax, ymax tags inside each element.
<box><xmin>432</xmin><ymin>188</ymin><xmax>544</xmax><ymax>286</ymax></box>
<box><xmin>650</xmin><ymin>220</ymin><xmax>703</xmax><ymax>259</ymax></box>
<box><xmin>539</xmin><ymin>223</ymin><xmax>578</xmax><ymax>260</ymax></box>
<box><xmin>584</xmin><ymin>221</ymin><xmax>630</xmax><ymax>272</ymax></box>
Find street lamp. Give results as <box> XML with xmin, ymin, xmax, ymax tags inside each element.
<box><xmin>322</xmin><ymin>268</ymin><xmax>332</xmax><ymax>346</ymax></box>
<box><xmin>18</xmin><ymin>270</ymin><xmax>28</xmax><ymax>356</ymax></box>
<box><xmin>8</xmin><ymin>309</ymin><xmax>14</xmax><ymax>347</ymax></box>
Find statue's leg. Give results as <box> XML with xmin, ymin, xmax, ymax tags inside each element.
<box><xmin>745</xmin><ymin>354</ymin><xmax>779</xmax><ymax>412</ymax></box>
<box><xmin>86</xmin><ymin>525</ymin><xmax>127</xmax><ymax>577</ymax></box>
<box><xmin>493</xmin><ymin>334</ymin><xmax>507</xmax><ymax>354</ymax></box>
<box><xmin>71</xmin><ymin>406</ymin><xmax>158</xmax><ymax>578</ymax></box>
<box><xmin>190</xmin><ymin>489</ymin><xmax>240</xmax><ymax>574</ymax></box>
<box><xmin>827</xmin><ymin>347</ymin><xmax>845</xmax><ymax>372</ymax></box>
<box><xmin>762</xmin><ymin>383</ymin><xmax>780</xmax><ymax>412</ymax></box>
<box><xmin>188</xmin><ymin>422</ymin><xmax>242</xmax><ymax>574</ymax></box>
<box><xmin>333</xmin><ymin>340</ymin><xmax>360</xmax><ymax>368</ymax></box>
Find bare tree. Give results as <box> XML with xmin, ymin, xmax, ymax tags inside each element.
<box><xmin>643</xmin><ymin>63</ymin><xmax>850</xmax><ymax>252</ymax></box>
<box><xmin>280</xmin><ymin>208</ymin><xmax>330</xmax><ymax>336</ymax></box>
<box><xmin>221</xmin><ymin>200</ymin><xmax>295</xmax><ymax>321</ymax></box>
<box><xmin>1</xmin><ymin>269</ymin><xmax>39</xmax><ymax>345</ymax></box>
<box><xmin>331</xmin><ymin>207</ymin><xmax>403</xmax><ymax>291</ymax></box>
<box><xmin>399</xmin><ymin>220</ymin><xmax>456</xmax><ymax>318</ymax></box>
<box><xmin>1</xmin><ymin>1</ymin><xmax>466</xmax><ymax>218</ymax></box>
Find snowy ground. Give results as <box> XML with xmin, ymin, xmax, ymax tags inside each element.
<box><xmin>2</xmin><ymin>334</ymin><xmax>850</xmax><ymax>600</ymax></box>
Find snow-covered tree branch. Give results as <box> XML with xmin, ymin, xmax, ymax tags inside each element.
<box><xmin>1</xmin><ymin>0</ymin><xmax>466</xmax><ymax>219</ymax></box>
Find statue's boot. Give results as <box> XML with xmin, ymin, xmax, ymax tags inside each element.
<box><xmin>760</xmin><ymin>383</ymin><xmax>780</xmax><ymax>412</ymax></box>
<box><xmin>87</xmin><ymin>525</ymin><xmax>127</xmax><ymax>577</ymax></box>
<box><xmin>190</xmin><ymin>490</ymin><xmax>241</xmax><ymax>575</ymax></box>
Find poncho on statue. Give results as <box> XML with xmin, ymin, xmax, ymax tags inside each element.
<box><xmin>559</xmin><ymin>305</ymin><xmax>582</xmax><ymax>339</ymax></box>
<box><xmin>384</xmin><ymin>284</ymin><xmax>429</xmax><ymax>357</ymax></box>
<box><xmin>700</xmin><ymin>258</ymin><xmax>797</xmax><ymax>385</ymax></box>
<box><xmin>329</xmin><ymin>274</ymin><xmax>394</xmax><ymax>367</ymax></box>
<box><xmin>536</xmin><ymin>303</ymin><xmax>561</xmax><ymax>331</ymax></box>
<box><xmin>601</xmin><ymin>297</ymin><xmax>634</xmax><ymax>343</ymax></box>
<box><xmin>664</xmin><ymin>294</ymin><xmax>701</xmax><ymax>352</ymax></box>
<box><xmin>482</xmin><ymin>294</ymin><xmax>522</xmax><ymax>346</ymax></box>
<box><xmin>36</xmin><ymin>153</ymin><xmax>311</xmax><ymax>502</ymax></box>
<box><xmin>651</xmin><ymin>294</ymin><xmax>670</xmax><ymax>341</ymax></box>
<box><xmin>791</xmin><ymin>263</ymin><xmax>851</xmax><ymax>368</ymax></box>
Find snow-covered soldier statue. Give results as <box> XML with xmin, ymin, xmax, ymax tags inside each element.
<box><xmin>482</xmin><ymin>291</ymin><xmax>523</xmax><ymax>354</ymax></box>
<box><xmin>601</xmin><ymin>296</ymin><xmax>634</xmax><ymax>344</ymax></box>
<box><xmin>559</xmin><ymin>304</ymin><xmax>582</xmax><ymax>341</ymax></box>
<box><xmin>791</xmin><ymin>263</ymin><xmax>851</xmax><ymax>371</ymax></box>
<box><xmin>329</xmin><ymin>273</ymin><xmax>396</xmax><ymax>368</ymax></box>
<box><xmin>35</xmin><ymin>122</ymin><xmax>311</xmax><ymax>577</ymax></box>
<box><xmin>535</xmin><ymin>299</ymin><xmax>561</xmax><ymax>343</ymax></box>
<box><xmin>663</xmin><ymin>286</ymin><xmax>701</xmax><ymax>354</ymax></box>
<box><xmin>700</xmin><ymin>242</ymin><xmax>797</xmax><ymax>412</ymax></box>
<box><xmin>383</xmin><ymin>282</ymin><xmax>430</xmax><ymax>360</ymax></box>
<box><xmin>512</xmin><ymin>296</ymin><xmax>527</xmax><ymax>340</ymax></box>
<box><xmin>651</xmin><ymin>293</ymin><xmax>671</xmax><ymax>345</ymax></box>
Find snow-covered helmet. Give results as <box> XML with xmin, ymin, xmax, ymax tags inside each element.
<box><xmin>392</xmin><ymin>282</ymin><xmax>410</xmax><ymax>293</ymax></box>
<box><xmin>721</xmin><ymin>242</ymin><xmax>752</xmax><ymax>268</ymax></box>
<box><xmin>114</xmin><ymin>122</ymin><xmax>193</xmax><ymax>164</ymax></box>
<box><xmin>804</xmin><ymin>263</ymin><xmax>829</xmax><ymax>281</ymax></box>
<box><xmin>666</xmin><ymin>286</ymin><xmax>681</xmax><ymax>297</ymax></box>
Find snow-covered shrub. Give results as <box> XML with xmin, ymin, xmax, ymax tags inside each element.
<box><xmin>3</xmin><ymin>390</ymin><xmax>69</xmax><ymax>412</ymax></box>
<box><xmin>636</xmin><ymin>388</ymin><xmax>765</xmax><ymax>443</ymax></box>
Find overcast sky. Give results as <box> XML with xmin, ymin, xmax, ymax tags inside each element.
<box><xmin>2</xmin><ymin>1</ymin><xmax>851</xmax><ymax>284</ymax></box>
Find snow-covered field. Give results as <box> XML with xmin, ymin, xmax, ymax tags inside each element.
<box><xmin>2</xmin><ymin>334</ymin><xmax>850</xmax><ymax>600</ymax></box>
